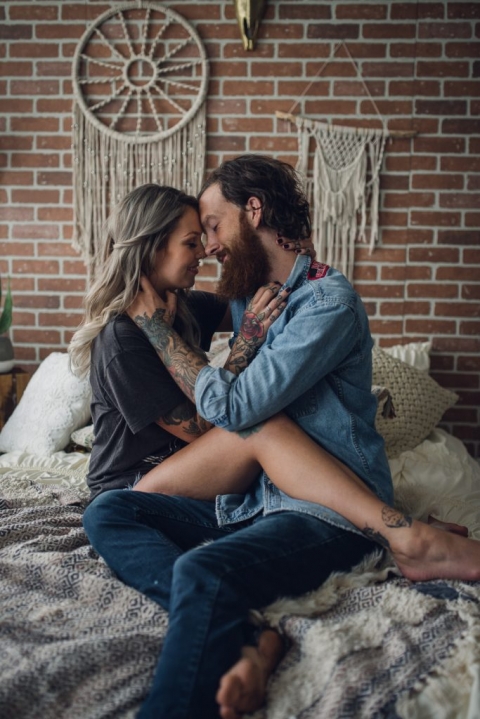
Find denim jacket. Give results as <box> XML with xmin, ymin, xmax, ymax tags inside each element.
<box><xmin>195</xmin><ymin>255</ymin><xmax>393</xmax><ymax>536</ymax></box>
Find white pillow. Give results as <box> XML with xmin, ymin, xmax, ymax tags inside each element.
<box><xmin>390</xmin><ymin>428</ymin><xmax>480</xmax><ymax>540</ymax></box>
<box><xmin>383</xmin><ymin>340</ymin><xmax>432</xmax><ymax>372</ymax></box>
<box><xmin>0</xmin><ymin>353</ymin><xmax>91</xmax><ymax>456</ymax></box>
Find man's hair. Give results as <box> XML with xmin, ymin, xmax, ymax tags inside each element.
<box><xmin>199</xmin><ymin>154</ymin><xmax>311</xmax><ymax>241</ymax></box>
<box><xmin>69</xmin><ymin>184</ymin><xmax>201</xmax><ymax>377</ymax></box>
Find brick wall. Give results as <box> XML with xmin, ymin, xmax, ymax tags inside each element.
<box><xmin>1</xmin><ymin>0</ymin><xmax>479</xmax><ymax>456</ymax></box>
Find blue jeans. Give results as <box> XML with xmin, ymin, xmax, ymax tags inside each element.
<box><xmin>83</xmin><ymin>490</ymin><xmax>377</xmax><ymax>719</ymax></box>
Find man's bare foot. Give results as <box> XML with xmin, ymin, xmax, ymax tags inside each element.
<box><xmin>427</xmin><ymin>514</ymin><xmax>469</xmax><ymax>537</ymax></box>
<box><xmin>216</xmin><ymin>629</ymin><xmax>285</xmax><ymax>719</ymax></box>
<box><xmin>391</xmin><ymin>519</ymin><xmax>480</xmax><ymax>583</ymax></box>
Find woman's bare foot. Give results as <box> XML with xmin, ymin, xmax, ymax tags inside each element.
<box><xmin>391</xmin><ymin>518</ymin><xmax>480</xmax><ymax>582</ymax></box>
<box><xmin>216</xmin><ymin>629</ymin><xmax>285</xmax><ymax>719</ymax></box>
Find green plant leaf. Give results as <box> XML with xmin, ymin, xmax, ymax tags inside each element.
<box><xmin>0</xmin><ymin>279</ymin><xmax>13</xmax><ymax>335</ymax></box>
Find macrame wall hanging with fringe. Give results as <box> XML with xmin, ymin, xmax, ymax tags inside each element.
<box><xmin>72</xmin><ymin>1</ymin><xmax>208</xmax><ymax>276</ymax></box>
<box><xmin>277</xmin><ymin>42</ymin><xmax>416</xmax><ymax>281</ymax></box>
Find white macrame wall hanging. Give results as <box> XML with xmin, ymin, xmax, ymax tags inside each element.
<box><xmin>72</xmin><ymin>1</ymin><xmax>208</xmax><ymax>276</ymax></box>
<box><xmin>277</xmin><ymin>43</ymin><xmax>416</xmax><ymax>281</ymax></box>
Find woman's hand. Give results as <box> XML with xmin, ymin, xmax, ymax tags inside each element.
<box><xmin>278</xmin><ymin>236</ymin><xmax>316</xmax><ymax>259</ymax></box>
<box><xmin>127</xmin><ymin>275</ymin><xmax>177</xmax><ymax>327</ymax></box>
<box><xmin>240</xmin><ymin>282</ymin><xmax>290</xmax><ymax>346</ymax></box>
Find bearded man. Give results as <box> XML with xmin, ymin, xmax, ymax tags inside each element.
<box><xmin>83</xmin><ymin>156</ymin><xmax>479</xmax><ymax>719</ymax></box>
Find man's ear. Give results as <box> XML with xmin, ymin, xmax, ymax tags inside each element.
<box><xmin>245</xmin><ymin>196</ymin><xmax>263</xmax><ymax>228</ymax></box>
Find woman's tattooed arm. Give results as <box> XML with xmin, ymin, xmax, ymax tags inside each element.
<box><xmin>158</xmin><ymin>399</ymin><xmax>212</xmax><ymax>440</ymax></box>
<box><xmin>132</xmin><ymin>308</ymin><xmax>207</xmax><ymax>403</ymax></box>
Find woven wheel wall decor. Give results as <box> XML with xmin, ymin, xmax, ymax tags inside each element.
<box><xmin>72</xmin><ymin>1</ymin><xmax>208</xmax><ymax>274</ymax></box>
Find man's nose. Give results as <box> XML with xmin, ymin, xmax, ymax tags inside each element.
<box><xmin>204</xmin><ymin>235</ymin><xmax>220</xmax><ymax>257</ymax></box>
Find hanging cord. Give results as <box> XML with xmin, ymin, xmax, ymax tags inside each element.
<box><xmin>278</xmin><ymin>41</ymin><xmax>417</xmax><ymax>138</ymax></box>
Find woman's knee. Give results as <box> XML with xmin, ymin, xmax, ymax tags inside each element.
<box><xmin>82</xmin><ymin>489</ymin><xmax>131</xmax><ymax>542</ymax></box>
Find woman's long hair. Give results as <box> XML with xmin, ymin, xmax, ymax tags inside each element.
<box><xmin>69</xmin><ymin>184</ymin><xmax>201</xmax><ymax>378</ymax></box>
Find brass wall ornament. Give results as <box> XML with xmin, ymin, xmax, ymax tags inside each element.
<box><xmin>234</xmin><ymin>0</ymin><xmax>267</xmax><ymax>51</ymax></box>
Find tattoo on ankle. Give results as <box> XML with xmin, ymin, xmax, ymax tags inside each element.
<box><xmin>362</xmin><ymin>527</ymin><xmax>390</xmax><ymax>549</ymax></box>
<box><xmin>382</xmin><ymin>506</ymin><xmax>413</xmax><ymax>529</ymax></box>
<box><xmin>236</xmin><ymin>422</ymin><xmax>265</xmax><ymax>439</ymax></box>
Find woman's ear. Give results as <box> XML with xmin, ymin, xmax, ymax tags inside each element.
<box><xmin>245</xmin><ymin>196</ymin><xmax>263</xmax><ymax>228</ymax></box>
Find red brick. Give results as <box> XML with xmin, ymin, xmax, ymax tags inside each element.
<box><xmin>10</xmin><ymin>80</ymin><xmax>60</xmax><ymax>95</ymax></box>
<box><xmin>15</xmin><ymin>295</ymin><xmax>60</xmax><ymax>309</ymax></box>
<box><xmin>443</xmin><ymin>119</ymin><xmax>480</xmax><ymax>134</ymax></box>
<box><xmin>390</xmin><ymin>42</ymin><xmax>442</xmax><ymax>58</ymax></box>
<box><xmin>384</xmin><ymin>192</ymin><xmax>434</xmax><ymax>208</ymax></box>
<box><xmin>10</xmin><ymin>43</ymin><xmax>59</xmax><ymax>58</ymax></box>
<box><xmin>307</xmin><ymin>24</ymin><xmax>358</xmax><ymax>40</ymax></box>
<box><xmin>352</xmin><ymin>265</ymin><xmax>377</xmax><ymax>281</ymax></box>
<box><xmin>460</xmin><ymin>320</ymin><xmax>480</xmax><ymax>335</ymax></box>
<box><xmin>250</xmin><ymin>136</ymin><xmax>299</xmax><ymax>152</ymax></box>
<box><xmin>412</xmin><ymin>174</ymin><xmax>464</xmax><ymax>190</ymax></box>
<box><xmin>280</xmin><ymin>4</ymin><xmax>331</xmax><ymax>19</ymax></box>
<box><xmin>438</xmin><ymin>230</ymin><xmax>479</xmax><ymax>245</ymax></box>
<box><xmin>417</xmin><ymin>61</ymin><xmax>469</xmax><ymax>77</ymax></box>
<box><xmin>440</xmin><ymin>193</ymin><xmax>480</xmax><ymax>208</ymax></box>
<box><xmin>411</xmin><ymin>211</ymin><xmax>460</xmax><ymax>227</ymax></box>
<box><xmin>448</xmin><ymin>3</ymin><xmax>480</xmax><ymax>19</ymax></box>
<box><xmin>445</xmin><ymin>80</ymin><xmax>480</xmax><ymax>97</ymax></box>
<box><xmin>363</xmin><ymin>23</ymin><xmax>416</xmax><ymax>39</ymax></box>
<box><xmin>0</xmin><ymin>25</ymin><xmax>32</xmax><ymax>40</ymax></box>
<box><xmin>0</xmin><ymin>206</ymin><xmax>34</xmax><ymax>221</ymax></box>
<box><xmin>406</xmin><ymin>319</ymin><xmax>457</xmax><ymax>333</ymax></box>
<box><xmin>441</xmin><ymin>156</ymin><xmax>480</xmax><ymax>172</ymax></box>
<box><xmin>13</xmin><ymin>329</ymin><xmax>61</xmax><ymax>344</ymax></box>
<box><xmin>37</xmin><ymin>61</ymin><xmax>72</xmax><ymax>77</ymax></box>
<box><xmin>13</xmin><ymin>224</ymin><xmax>59</xmax><ymax>240</ymax></box>
<box><xmin>0</xmin><ymin>241</ymin><xmax>34</xmax><ymax>256</ymax></box>
<box><xmin>409</xmin><ymin>247</ymin><xmax>460</xmax><ymax>263</ymax></box>
<box><xmin>11</xmin><ymin>152</ymin><xmax>59</xmax><ymax>168</ymax></box>
<box><xmin>458</xmin><ymin>356</ymin><xmax>480</xmax><ymax>371</ymax></box>
<box><xmin>63</xmin><ymin>261</ymin><xmax>87</xmax><ymax>275</ymax></box>
<box><xmin>435</xmin><ymin>338</ymin><xmax>480</xmax><ymax>353</ymax></box>
<box><xmin>209</xmin><ymin>136</ymin><xmax>246</xmax><ymax>152</ymax></box>
<box><xmin>380</xmin><ymin>301</ymin><xmax>431</xmax><ymax>315</ymax></box>
<box><xmin>436</xmin><ymin>302</ymin><xmax>480</xmax><ymax>318</ymax></box>
<box><xmin>0</xmin><ymin>135</ymin><xmax>33</xmax><ymax>150</ymax></box>
<box><xmin>38</xmin><ymin>171</ymin><xmax>72</xmax><ymax>186</ymax></box>
<box><xmin>414</xmin><ymin>137</ymin><xmax>465</xmax><ymax>153</ymax></box>
<box><xmin>11</xmin><ymin>189</ymin><xmax>59</xmax><ymax>203</ymax></box>
<box><xmin>39</xmin><ymin>312</ymin><xmax>80</xmax><ymax>328</ymax></box>
<box><xmin>0</xmin><ymin>61</ymin><xmax>33</xmax><ymax>76</ymax></box>
<box><xmin>35</xmin><ymin>24</ymin><xmax>84</xmax><ymax>40</ymax></box>
<box><xmin>436</xmin><ymin>267</ymin><xmax>480</xmax><ymax>281</ymax></box>
<box><xmin>363</xmin><ymin>61</ymin><xmax>415</xmax><ymax>77</ymax></box>
<box><xmin>446</xmin><ymin>42</ymin><xmax>480</xmax><ymax>58</ymax></box>
<box><xmin>38</xmin><ymin>278</ymin><xmax>86</xmax><ymax>292</ymax></box>
<box><xmin>38</xmin><ymin>241</ymin><xmax>78</xmax><ymax>257</ymax></box>
<box><xmin>13</xmin><ymin>260</ymin><xmax>59</xmax><ymax>275</ymax></box>
<box><xmin>10</xmin><ymin>5</ymin><xmax>59</xmax><ymax>20</ymax></box>
<box><xmin>462</xmin><ymin>284</ymin><xmax>480</xmax><ymax>300</ymax></box>
<box><xmin>36</xmin><ymin>135</ymin><xmax>72</xmax><ymax>150</ymax></box>
<box><xmin>222</xmin><ymin>118</ymin><xmax>273</xmax><ymax>133</ymax></box>
<box><xmin>354</xmin><ymin>283</ymin><xmax>404</xmax><ymax>298</ymax></box>
<box><xmin>0</xmin><ymin>171</ymin><xmax>35</xmax><ymax>187</ymax></box>
<box><xmin>10</xmin><ymin>117</ymin><xmax>59</xmax><ymax>133</ymax></box>
<box><xmin>432</xmin><ymin>373</ymin><xmax>478</xmax><ymax>389</ymax></box>
<box><xmin>407</xmin><ymin>283</ymin><xmax>459</xmax><ymax>298</ymax></box>
<box><xmin>465</xmin><ymin>213</ymin><xmax>480</xmax><ymax>228</ymax></box>
<box><xmin>391</xmin><ymin>3</ymin><xmax>444</xmax><ymax>20</ymax></box>
<box><xmin>369</xmin><ymin>320</ymin><xmax>404</xmax><ymax>334</ymax></box>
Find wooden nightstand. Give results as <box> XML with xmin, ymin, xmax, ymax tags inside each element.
<box><xmin>0</xmin><ymin>368</ymin><xmax>31</xmax><ymax>430</ymax></box>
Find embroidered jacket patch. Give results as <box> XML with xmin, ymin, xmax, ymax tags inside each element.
<box><xmin>307</xmin><ymin>261</ymin><xmax>330</xmax><ymax>280</ymax></box>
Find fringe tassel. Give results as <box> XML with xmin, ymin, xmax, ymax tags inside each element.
<box><xmin>72</xmin><ymin>102</ymin><xmax>206</xmax><ymax>278</ymax></box>
<box><xmin>295</xmin><ymin>118</ymin><xmax>387</xmax><ymax>281</ymax></box>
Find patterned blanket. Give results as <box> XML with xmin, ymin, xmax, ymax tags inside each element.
<box><xmin>1</xmin><ymin>471</ymin><xmax>479</xmax><ymax>719</ymax></box>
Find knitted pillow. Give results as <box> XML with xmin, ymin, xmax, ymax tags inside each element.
<box><xmin>372</xmin><ymin>346</ymin><xmax>458</xmax><ymax>459</ymax></box>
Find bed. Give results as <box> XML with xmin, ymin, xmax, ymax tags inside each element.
<box><xmin>0</xmin><ymin>342</ymin><xmax>479</xmax><ymax>719</ymax></box>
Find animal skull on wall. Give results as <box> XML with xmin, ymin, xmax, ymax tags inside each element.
<box><xmin>234</xmin><ymin>0</ymin><xmax>267</xmax><ymax>51</ymax></box>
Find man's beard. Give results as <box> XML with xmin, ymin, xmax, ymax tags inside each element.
<box><xmin>216</xmin><ymin>213</ymin><xmax>272</xmax><ymax>300</ymax></box>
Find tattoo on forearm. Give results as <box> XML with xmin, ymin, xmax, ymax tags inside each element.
<box><xmin>236</xmin><ymin>422</ymin><xmax>265</xmax><ymax>440</ymax></box>
<box><xmin>161</xmin><ymin>400</ymin><xmax>210</xmax><ymax>437</ymax></box>
<box><xmin>362</xmin><ymin>506</ymin><xmax>412</xmax><ymax>549</ymax></box>
<box><xmin>133</xmin><ymin>309</ymin><xmax>206</xmax><ymax>402</ymax></box>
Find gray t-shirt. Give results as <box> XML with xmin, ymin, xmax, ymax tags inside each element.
<box><xmin>87</xmin><ymin>291</ymin><xmax>227</xmax><ymax>499</ymax></box>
